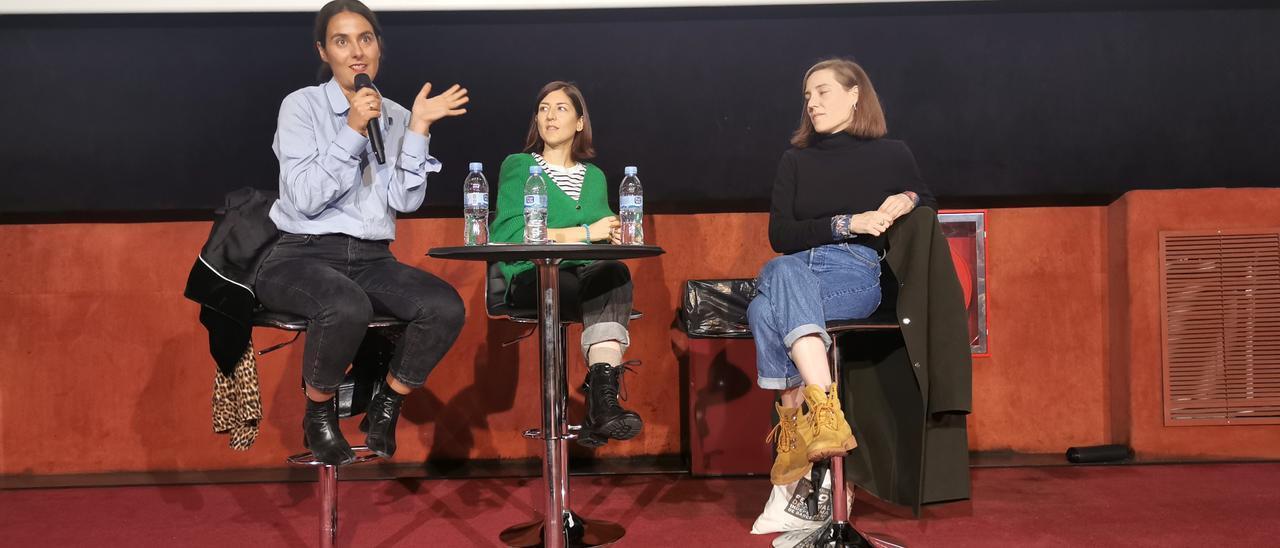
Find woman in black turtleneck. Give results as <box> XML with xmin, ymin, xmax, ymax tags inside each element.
<box><xmin>749</xmin><ymin>58</ymin><xmax>935</xmax><ymax>486</ymax></box>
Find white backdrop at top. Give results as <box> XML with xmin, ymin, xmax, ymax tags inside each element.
<box><xmin>0</xmin><ymin>0</ymin><xmax>955</xmax><ymax>15</ymax></box>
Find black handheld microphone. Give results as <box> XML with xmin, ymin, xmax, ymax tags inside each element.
<box><xmin>353</xmin><ymin>73</ymin><xmax>386</xmax><ymax>165</ymax></box>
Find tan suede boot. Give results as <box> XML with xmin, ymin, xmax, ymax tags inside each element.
<box><xmin>803</xmin><ymin>383</ymin><xmax>857</xmax><ymax>462</ymax></box>
<box><xmin>766</xmin><ymin>403</ymin><xmax>814</xmax><ymax>485</ymax></box>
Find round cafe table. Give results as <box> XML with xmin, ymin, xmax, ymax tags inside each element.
<box><xmin>428</xmin><ymin>243</ymin><xmax>664</xmax><ymax>548</ymax></box>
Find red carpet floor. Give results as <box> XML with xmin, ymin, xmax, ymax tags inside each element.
<box><xmin>2</xmin><ymin>463</ymin><xmax>1277</xmax><ymax>547</ymax></box>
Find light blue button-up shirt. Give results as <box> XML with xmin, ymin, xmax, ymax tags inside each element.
<box><xmin>269</xmin><ymin>78</ymin><xmax>442</xmax><ymax>241</ymax></box>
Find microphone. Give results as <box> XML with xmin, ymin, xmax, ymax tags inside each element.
<box><xmin>353</xmin><ymin>73</ymin><xmax>386</xmax><ymax>165</ymax></box>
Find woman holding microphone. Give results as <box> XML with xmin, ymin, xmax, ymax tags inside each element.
<box><xmin>256</xmin><ymin>0</ymin><xmax>470</xmax><ymax>465</ymax></box>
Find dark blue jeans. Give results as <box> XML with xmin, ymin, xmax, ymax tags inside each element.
<box><xmin>747</xmin><ymin>243</ymin><xmax>883</xmax><ymax>390</ymax></box>
<box><xmin>256</xmin><ymin>233</ymin><xmax>465</xmax><ymax>393</ymax></box>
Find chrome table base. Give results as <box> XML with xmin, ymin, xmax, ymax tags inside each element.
<box><xmin>499</xmin><ymin>259</ymin><xmax>625</xmax><ymax>548</ymax></box>
<box><xmin>500</xmin><ymin>511</ymin><xmax>625</xmax><ymax>547</ymax></box>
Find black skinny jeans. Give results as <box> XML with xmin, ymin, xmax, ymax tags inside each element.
<box><xmin>256</xmin><ymin>233</ymin><xmax>465</xmax><ymax>393</ymax></box>
<box><xmin>508</xmin><ymin>259</ymin><xmax>634</xmax><ymax>356</ymax></box>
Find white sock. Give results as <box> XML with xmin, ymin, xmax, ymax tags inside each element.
<box><xmin>587</xmin><ymin>345</ymin><xmax>623</xmax><ymax>366</ymax></box>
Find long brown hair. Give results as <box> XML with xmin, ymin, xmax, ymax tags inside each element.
<box><xmin>790</xmin><ymin>58</ymin><xmax>887</xmax><ymax>148</ymax></box>
<box><xmin>523</xmin><ymin>81</ymin><xmax>596</xmax><ymax>161</ymax></box>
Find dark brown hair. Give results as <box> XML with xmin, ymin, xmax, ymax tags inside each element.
<box><xmin>790</xmin><ymin>58</ymin><xmax>887</xmax><ymax>148</ymax></box>
<box><xmin>523</xmin><ymin>81</ymin><xmax>596</xmax><ymax>162</ymax></box>
<box><xmin>314</xmin><ymin>0</ymin><xmax>383</xmax><ymax>83</ymax></box>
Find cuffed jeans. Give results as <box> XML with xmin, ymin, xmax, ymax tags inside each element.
<box><xmin>255</xmin><ymin>233</ymin><xmax>465</xmax><ymax>393</ymax></box>
<box><xmin>509</xmin><ymin>259</ymin><xmax>633</xmax><ymax>357</ymax></box>
<box><xmin>747</xmin><ymin>243</ymin><xmax>882</xmax><ymax>390</ymax></box>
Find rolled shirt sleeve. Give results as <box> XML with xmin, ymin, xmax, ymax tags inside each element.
<box><xmin>387</xmin><ymin>130</ymin><xmax>441</xmax><ymax>213</ymax></box>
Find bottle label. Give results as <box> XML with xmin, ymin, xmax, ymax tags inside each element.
<box><xmin>620</xmin><ymin>195</ymin><xmax>643</xmax><ymax>210</ymax></box>
<box><xmin>524</xmin><ymin>195</ymin><xmax>548</xmax><ymax>209</ymax></box>
<box><xmin>464</xmin><ymin>192</ymin><xmax>488</xmax><ymax>209</ymax></box>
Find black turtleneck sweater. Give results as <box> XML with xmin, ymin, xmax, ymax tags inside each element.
<box><xmin>768</xmin><ymin>133</ymin><xmax>935</xmax><ymax>254</ymax></box>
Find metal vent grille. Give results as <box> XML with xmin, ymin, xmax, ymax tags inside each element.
<box><xmin>1160</xmin><ymin>230</ymin><xmax>1280</xmax><ymax>426</ymax></box>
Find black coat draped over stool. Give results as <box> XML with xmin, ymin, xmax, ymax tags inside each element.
<box><xmin>841</xmin><ymin>206</ymin><xmax>973</xmax><ymax>514</ymax></box>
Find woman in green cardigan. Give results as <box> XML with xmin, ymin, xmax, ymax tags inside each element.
<box><xmin>491</xmin><ymin>81</ymin><xmax>642</xmax><ymax>448</ymax></box>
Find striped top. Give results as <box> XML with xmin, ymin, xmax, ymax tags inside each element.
<box><xmin>492</xmin><ymin>153</ymin><xmax>614</xmax><ymax>287</ymax></box>
<box><xmin>532</xmin><ymin>152</ymin><xmax>586</xmax><ymax>200</ymax></box>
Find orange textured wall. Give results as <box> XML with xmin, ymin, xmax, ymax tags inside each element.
<box><xmin>0</xmin><ymin>214</ymin><xmax>781</xmax><ymax>476</ymax></box>
<box><xmin>1114</xmin><ymin>188</ymin><xmax>1280</xmax><ymax>460</ymax></box>
<box><xmin>967</xmin><ymin>206</ymin><xmax>1111</xmax><ymax>453</ymax></box>
<box><xmin>2</xmin><ymin>191</ymin><xmax>1278</xmax><ymax>478</ymax></box>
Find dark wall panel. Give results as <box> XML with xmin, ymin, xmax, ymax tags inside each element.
<box><xmin>2</xmin><ymin>1</ymin><xmax>1277</xmax><ymax>217</ymax></box>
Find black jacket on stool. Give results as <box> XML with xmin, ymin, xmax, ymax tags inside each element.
<box><xmin>182</xmin><ymin>187</ymin><xmax>280</xmax><ymax>449</ymax></box>
<box><xmin>184</xmin><ymin>187</ymin><xmax>398</xmax><ymax>451</ymax></box>
<box><xmin>184</xmin><ymin>187</ymin><xmax>281</xmax><ymax>377</ymax></box>
<box><xmin>841</xmin><ymin>206</ymin><xmax>973</xmax><ymax>515</ymax></box>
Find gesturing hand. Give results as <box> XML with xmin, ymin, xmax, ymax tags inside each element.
<box><xmin>850</xmin><ymin>211</ymin><xmax>895</xmax><ymax>237</ymax></box>
<box><xmin>409</xmin><ymin>83</ymin><xmax>470</xmax><ymax>135</ymax></box>
<box><xmin>877</xmin><ymin>192</ymin><xmax>915</xmax><ymax>221</ymax></box>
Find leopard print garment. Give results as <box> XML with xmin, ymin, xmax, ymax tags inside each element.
<box><xmin>212</xmin><ymin>342</ymin><xmax>263</xmax><ymax>451</ymax></box>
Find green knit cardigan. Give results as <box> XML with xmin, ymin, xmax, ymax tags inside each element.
<box><xmin>490</xmin><ymin>153</ymin><xmax>617</xmax><ymax>290</ymax></box>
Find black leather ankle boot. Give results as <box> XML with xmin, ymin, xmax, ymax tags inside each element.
<box><xmin>363</xmin><ymin>379</ymin><xmax>405</xmax><ymax>459</ymax></box>
<box><xmin>579</xmin><ymin>362</ymin><xmax>643</xmax><ymax>448</ymax></box>
<box><xmin>303</xmin><ymin>397</ymin><xmax>355</xmax><ymax>465</ymax></box>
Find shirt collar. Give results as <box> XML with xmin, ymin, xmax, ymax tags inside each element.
<box><xmin>324</xmin><ymin>77</ymin><xmax>350</xmax><ymax>115</ymax></box>
<box><xmin>324</xmin><ymin>77</ymin><xmax>391</xmax><ymax>128</ymax></box>
<box><xmin>323</xmin><ymin>77</ymin><xmax>385</xmax><ymax>111</ymax></box>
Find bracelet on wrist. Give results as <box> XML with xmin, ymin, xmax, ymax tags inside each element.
<box><xmin>831</xmin><ymin>214</ymin><xmax>853</xmax><ymax>240</ymax></box>
<box><xmin>582</xmin><ymin>224</ymin><xmax>591</xmax><ymax>243</ymax></box>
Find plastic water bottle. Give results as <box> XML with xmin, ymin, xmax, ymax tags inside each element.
<box><xmin>619</xmin><ymin>166</ymin><xmax>644</xmax><ymax>245</ymax></box>
<box><xmin>462</xmin><ymin>162</ymin><xmax>489</xmax><ymax>246</ymax></box>
<box><xmin>524</xmin><ymin>165</ymin><xmax>548</xmax><ymax>243</ymax></box>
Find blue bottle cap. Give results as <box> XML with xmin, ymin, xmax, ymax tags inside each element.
<box><xmin>469</xmin><ymin>162</ymin><xmax>483</xmax><ymax>172</ymax></box>
<box><xmin>624</xmin><ymin>166</ymin><xmax>638</xmax><ymax>176</ymax></box>
<box><xmin>529</xmin><ymin>166</ymin><xmax>543</xmax><ymax>175</ymax></box>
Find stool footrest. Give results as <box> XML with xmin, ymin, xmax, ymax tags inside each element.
<box><xmin>286</xmin><ymin>446</ymin><xmax>382</xmax><ymax>466</ymax></box>
<box><xmin>521</xmin><ymin>428</ymin><xmax>582</xmax><ymax>440</ymax></box>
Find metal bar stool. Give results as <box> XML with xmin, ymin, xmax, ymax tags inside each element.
<box><xmin>253</xmin><ymin>309</ymin><xmax>405</xmax><ymax>548</ymax></box>
<box><xmin>810</xmin><ymin>316</ymin><xmax>907</xmax><ymax>548</ymax></box>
